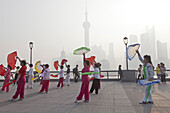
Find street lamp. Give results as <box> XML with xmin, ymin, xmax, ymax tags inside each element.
<box><xmin>123</xmin><ymin>37</ymin><xmax>128</xmax><ymax>70</ymax></box>
<box><xmin>29</xmin><ymin>42</ymin><xmax>33</xmax><ymax>64</ymax></box>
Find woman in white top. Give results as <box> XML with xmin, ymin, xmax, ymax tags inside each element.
<box><xmin>57</xmin><ymin>65</ymin><xmax>64</xmax><ymax>88</ymax></box>
<box><xmin>90</xmin><ymin>63</ymin><xmax>100</xmax><ymax>94</ymax></box>
<box><xmin>27</xmin><ymin>64</ymin><xmax>34</xmax><ymax>89</ymax></box>
<box><xmin>136</xmin><ymin>51</ymin><xmax>154</xmax><ymax>104</ymax></box>
<box><xmin>39</xmin><ymin>64</ymin><xmax>50</xmax><ymax>93</ymax></box>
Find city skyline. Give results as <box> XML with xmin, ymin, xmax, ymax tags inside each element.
<box><xmin>0</xmin><ymin>0</ymin><xmax>170</xmax><ymax>70</ymax></box>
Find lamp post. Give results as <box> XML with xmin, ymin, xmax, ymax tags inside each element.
<box><xmin>29</xmin><ymin>42</ymin><xmax>33</xmax><ymax>64</ymax></box>
<box><xmin>123</xmin><ymin>37</ymin><xmax>128</xmax><ymax>70</ymax></box>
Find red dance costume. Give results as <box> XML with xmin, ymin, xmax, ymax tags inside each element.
<box><xmin>12</xmin><ymin>65</ymin><xmax>27</xmax><ymax>99</ymax></box>
<box><xmin>40</xmin><ymin>68</ymin><xmax>50</xmax><ymax>93</ymax></box>
<box><xmin>77</xmin><ymin>54</ymin><xmax>90</xmax><ymax>101</ymax></box>
<box><xmin>1</xmin><ymin>68</ymin><xmax>11</xmax><ymax>92</ymax></box>
<box><xmin>57</xmin><ymin>69</ymin><xmax>64</xmax><ymax>88</ymax></box>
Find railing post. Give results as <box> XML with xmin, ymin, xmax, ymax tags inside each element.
<box><xmin>107</xmin><ymin>71</ymin><xmax>109</xmax><ymax>79</ymax></box>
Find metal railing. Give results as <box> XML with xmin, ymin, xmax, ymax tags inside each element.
<box><xmin>0</xmin><ymin>70</ymin><xmax>170</xmax><ymax>81</ymax></box>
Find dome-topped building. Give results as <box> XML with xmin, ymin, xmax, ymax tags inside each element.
<box><xmin>60</xmin><ymin>48</ymin><xmax>66</xmax><ymax>61</ymax></box>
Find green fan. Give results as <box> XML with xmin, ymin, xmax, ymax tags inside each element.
<box><xmin>80</xmin><ymin>72</ymin><xmax>100</xmax><ymax>75</ymax></box>
<box><xmin>73</xmin><ymin>47</ymin><xmax>90</xmax><ymax>55</ymax></box>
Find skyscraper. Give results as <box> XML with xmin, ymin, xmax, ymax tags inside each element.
<box><xmin>140</xmin><ymin>25</ymin><xmax>156</xmax><ymax>61</ymax></box>
<box><xmin>83</xmin><ymin>0</ymin><xmax>90</xmax><ymax>47</ymax></box>
<box><xmin>157</xmin><ymin>40</ymin><xmax>168</xmax><ymax>60</ymax></box>
<box><xmin>109</xmin><ymin>43</ymin><xmax>116</xmax><ymax>69</ymax></box>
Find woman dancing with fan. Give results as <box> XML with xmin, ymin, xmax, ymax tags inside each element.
<box><xmin>0</xmin><ymin>65</ymin><xmax>12</xmax><ymax>92</ymax></box>
<box><xmin>136</xmin><ymin>50</ymin><xmax>154</xmax><ymax>104</ymax></box>
<box><xmin>75</xmin><ymin>53</ymin><xmax>90</xmax><ymax>103</ymax></box>
<box><xmin>9</xmin><ymin>57</ymin><xmax>27</xmax><ymax>101</ymax></box>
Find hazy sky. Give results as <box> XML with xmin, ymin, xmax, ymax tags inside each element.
<box><xmin>0</xmin><ymin>0</ymin><xmax>170</xmax><ymax>66</ymax></box>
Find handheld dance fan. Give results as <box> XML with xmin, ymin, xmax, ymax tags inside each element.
<box><xmin>61</xmin><ymin>59</ymin><xmax>68</xmax><ymax>66</ymax></box>
<box><xmin>138</xmin><ymin>79</ymin><xmax>161</xmax><ymax>86</ymax></box>
<box><xmin>126</xmin><ymin>44</ymin><xmax>140</xmax><ymax>61</ymax></box>
<box><xmin>90</xmin><ymin>75</ymin><xmax>104</xmax><ymax>81</ymax></box>
<box><xmin>80</xmin><ymin>72</ymin><xmax>100</xmax><ymax>75</ymax></box>
<box><xmin>50</xmin><ymin>74</ymin><xmax>58</xmax><ymax>78</ymax></box>
<box><xmin>90</xmin><ymin>77</ymin><xmax>95</xmax><ymax>81</ymax></box>
<box><xmin>54</xmin><ymin>61</ymin><xmax>59</xmax><ymax>71</ymax></box>
<box><xmin>35</xmin><ymin>61</ymin><xmax>42</xmax><ymax>73</ymax></box>
<box><xmin>0</xmin><ymin>64</ymin><xmax>6</xmax><ymax>76</ymax></box>
<box><xmin>4</xmin><ymin>80</ymin><xmax>16</xmax><ymax>87</ymax></box>
<box><xmin>31</xmin><ymin>77</ymin><xmax>39</xmax><ymax>82</ymax></box>
<box><xmin>7</xmin><ymin>51</ymin><xmax>17</xmax><ymax>70</ymax></box>
<box><xmin>73</xmin><ymin>47</ymin><xmax>90</xmax><ymax>55</ymax></box>
<box><xmin>86</xmin><ymin>56</ymin><xmax>96</xmax><ymax>66</ymax></box>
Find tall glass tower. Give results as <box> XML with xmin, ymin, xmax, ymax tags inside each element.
<box><xmin>83</xmin><ymin>0</ymin><xmax>90</xmax><ymax>47</ymax></box>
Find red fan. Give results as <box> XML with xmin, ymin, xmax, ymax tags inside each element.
<box><xmin>90</xmin><ymin>77</ymin><xmax>94</xmax><ymax>81</ymax></box>
<box><xmin>4</xmin><ymin>80</ymin><xmax>16</xmax><ymax>87</ymax></box>
<box><xmin>100</xmin><ymin>75</ymin><xmax>104</xmax><ymax>78</ymax></box>
<box><xmin>0</xmin><ymin>64</ymin><xmax>6</xmax><ymax>76</ymax></box>
<box><xmin>50</xmin><ymin>74</ymin><xmax>58</xmax><ymax>77</ymax></box>
<box><xmin>54</xmin><ymin>61</ymin><xmax>58</xmax><ymax>71</ymax></box>
<box><xmin>91</xmin><ymin>56</ymin><xmax>96</xmax><ymax>62</ymax></box>
<box><xmin>7</xmin><ymin>51</ymin><xmax>17</xmax><ymax>70</ymax></box>
<box><xmin>86</xmin><ymin>56</ymin><xmax>96</xmax><ymax>67</ymax></box>
<box><xmin>61</xmin><ymin>59</ymin><xmax>68</xmax><ymax>66</ymax></box>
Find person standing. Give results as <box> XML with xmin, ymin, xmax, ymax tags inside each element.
<box><xmin>1</xmin><ymin>65</ymin><xmax>12</xmax><ymax>92</ymax></box>
<box><xmin>75</xmin><ymin>53</ymin><xmax>90</xmax><ymax>103</ymax></box>
<box><xmin>136</xmin><ymin>51</ymin><xmax>154</xmax><ymax>104</ymax></box>
<box><xmin>160</xmin><ymin>63</ymin><xmax>166</xmax><ymax>84</ymax></box>
<box><xmin>156</xmin><ymin>64</ymin><xmax>161</xmax><ymax>80</ymax></box>
<box><xmin>13</xmin><ymin>66</ymin><xmax>20</xmax><ymax>85</ymax></box>
<box><xmin>26</xmin><ymin>64</ymin><xmax>34</xmax><ymax>89</ymax></box>
<box><xmin>136</xmin><ymin>64</ymin><xmax>143</xmax><ymax>83</ymax></box>
<box><xmin>39</xmin><ymin>64</ymin><xmax>50</xmax><ymax>93</ymax></box>
<box><xmin>10</xmin><ymin>57</ymin><xmax>27</xmax><ymax>101</ymax></box>
<box><xmin>90</xmin><ymin>63</ymin><xmax>100</xmax><ymax>94</ymax></box>
<box><xmin>73</xmin><ymin>65</ymin><xmax>80</xmax><ymax>83</ymax></box>
<box><xmin>40</xmin><ymin>65</ymin><xmax>45</xmax><ymax>85</ymax></box>
<box><xmin>64</xmin><ymin>63</ymin><xmax>71</xmax><ymax>86</ymax></box>
<box><xmin>97</xmin><ymin>62</ymin><xmax>102</xmax><ymax>89</ymax></box>
<box><xmin>118</xmin><ymin>65</ymin><xmax>123</xmax><ymax>82</ymax></box>
<box><xmin>57</xmin><ymin>65</ymin><xmax>64</xmax><ymax>88</ymax></box>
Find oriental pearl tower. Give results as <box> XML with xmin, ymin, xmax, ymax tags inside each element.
<box><xmin>83</xmin><ymin>0</ymin><xmax>90</xmax><ymax>47</ymax></box>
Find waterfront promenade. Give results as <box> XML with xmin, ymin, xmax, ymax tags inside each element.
<box><xmin>0</xmin><ymin>81</ymin><xmax>170</xmax><ymax>113</ymax></box>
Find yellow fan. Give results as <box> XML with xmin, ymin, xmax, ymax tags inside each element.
<box><xmin>31</xmin><ymin>76</ymin><xmax>39</xmax><ymax>82</ymax></box>
<box><xmin>35</xmin><ymin>61</ymin><xmax>42</xmax><ymax>73</ymax></box>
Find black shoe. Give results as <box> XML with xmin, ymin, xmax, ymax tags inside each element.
<box><xmin>19</xmin><ymin>98</ymin><xmax>24</xmax><ymax>101</ymax></box>
<box><xmin>139</xmin><ymin>101</ymin><xmax>147</xmax><ymax>104</ymax></box>
<box><xmin>147</xmin><ymin>101</ymin><xmax>154</xmax><ymax>104</ymax></box>
<box><xmin>83</xmin><ymin>100</ymin><xmax>89</xmax><ymax>103</ymax></box>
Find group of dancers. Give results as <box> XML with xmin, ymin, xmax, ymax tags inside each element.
<box><xmin>0</xmin><ymin>53</ymin><xmax>102</xmax><ymax>103</ymax></box>
<box><xmin>0</xmin><ymin>49</ymin><xmax>161</xmax><ymax>104</ymax></box>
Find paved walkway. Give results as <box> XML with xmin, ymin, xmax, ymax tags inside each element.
<box><xmin>0</xmin><ymin>81</ymin><xmax>170</xmax><ymax>113</ymax></box>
